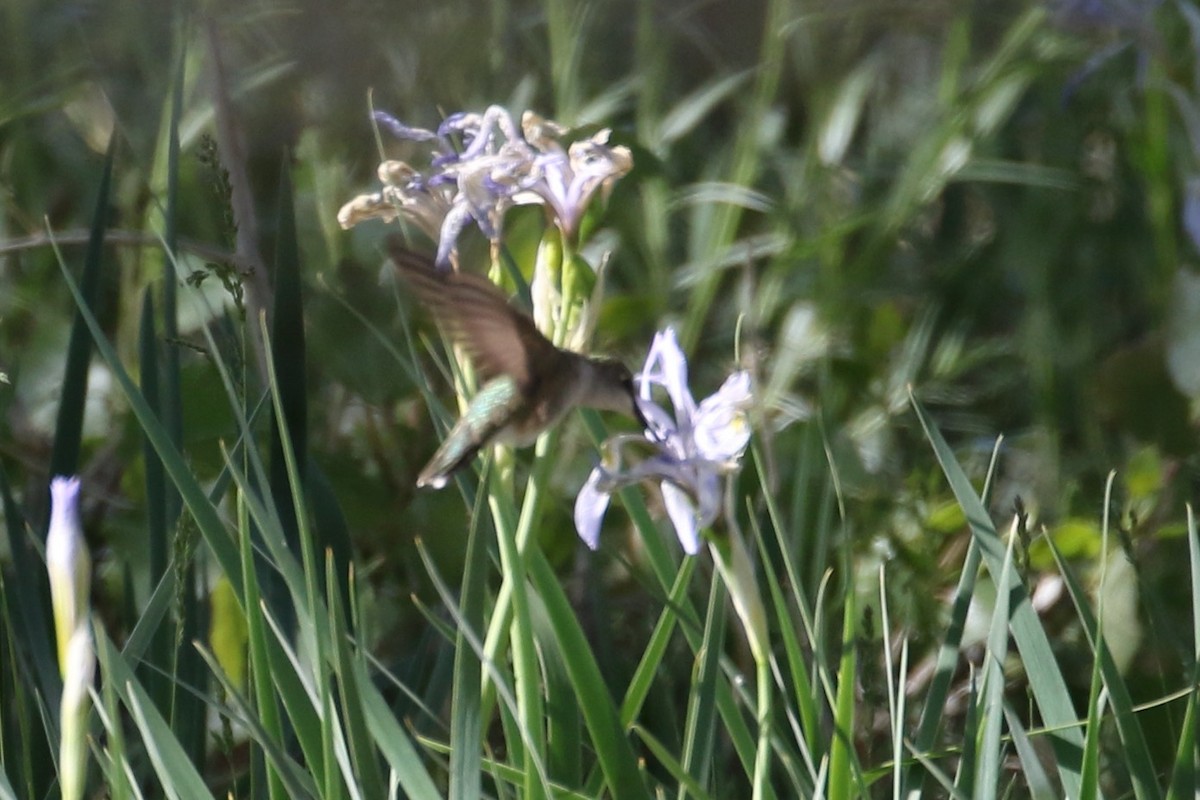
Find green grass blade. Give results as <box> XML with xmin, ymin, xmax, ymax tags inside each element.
<box><xmin>192</xmin><ymin>645</ymin><xmax>315</xmax><ymax>797</ymax></box>
<box><xmin>1003</xmin><ymin>705</ymin><xmax>1056</xmax><ymax>800</ymax></box>
<box><xmin>974</xmin><ymin>523</ymin><xmax>1018</xmax><ymax>800</ymax></box>
<box><xmin>0</xmin><ymin>465</ymin><xmax>60</xmax><ymax>721</ymax></box>
<box><xmin>237</xmin><ymin>492</ymin><xmax>287</xmax><ymax>800</ymax></box>
<box><xmin>678</xmin><ymin>574</ymin><xmax>726</xmax><ymax>798</ymax></box>
<box><xmin>449</xmin><ymin>487</ymin><xmax>489</xmax><ymax>800</ymax></box>
<box><xmin>1045</xmin><ymin>532</ymin><xmax>1160</xmax><ymax>799</ymax></box>
<box><xmin>828</xmin><ymin>569</ymin><xmax>864</xmax><ymax>800</ymax></box>
<box><xmin>902</xmin><ymin>435</ymin><xmax>1006</xmax><ymax>797</ymax></box>
<box><xmin>631</xmin><ymin>722</ymin><xmax>716</xmax><ymax>800</ymax></box>
<box><xmin>528</xmin><ymin>582</ymin><xmax>582</xmax><ymax>788</ymax></box>
<box><xmin>910</xmin><ymin>390</ymin><xmax>1084</xmax><ymax>797</ymax></box>
<box><xmin>619</xmin><ymin>557</ymin><xmax>698</xmax><ymax>726</ymax></box>
<box><xmin>326</xmin><ymin>557</ymin><xmax>386</xmax><ymax>800</ymax></box>
<box><xmin>49</xmin><ymin>133</ymin><xmax>114</xmax><ymax>482</ymax></box>
<box><xmin>527</xmin><ymin>549</ymin><xmax>651</xmax><ymax>800</ymax></box>
<box><xmin>95</xmin><ymin>627</ymin><xmax>214</xmax><ymax>800</ymax></box>
<box><xmin>54</xmin><ymin>242</ymin><xmax>245</xmax><ymax>598</ymax></box>
<box><xmin>748</xmin><ymin>463</ymin><xmax>822</xmax><ymax>773</ymax></box>
<box><xmin>265</xmin><ymin>163</ymin><xmax>309</xmax><ymax>640</ymax></box>
<box><xmin>1166</xmin><ymin>505</ymin><xmax>1200</xmax><ymax>799</ymax></box>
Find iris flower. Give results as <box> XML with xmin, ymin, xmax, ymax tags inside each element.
<box><xmin>47</xmin><ymin>475</ymin><xmax>91</xmax><ymax>674</ymax></box>
<box><xmin>575</xmin><ymin>328</ymin><xmax>752</xmax><ymax>554</ymax></box>
<box><xmin>338</xmin><ymin>106</ymin><xmax>631</xmax><ymax>268</ymax></box>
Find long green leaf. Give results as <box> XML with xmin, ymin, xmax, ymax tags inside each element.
<box><xmin>528</xmin><ymin>549</ymin><xmax>651</xmax><ymax>800</ymax></box>
<box><xmin>910</xmin><ymin>390</ymin><xmax>1084</xmax><ymax>797</ymax></box>
<box><xmin>49</xmin><ymin>134</ymin><xmax>114</xmax><ymax>482</ymax></box>
<box><xmin>327</xmin><ymin>558</ymin><xmax>386</xmax><ymax>800</ymax></box>
<box><xmin>54</xmin><ymin>239</ymin><xmax>245</xmax><ymax>599</ymax></box>
<box><xmin>95</xmin><ymin>628</ymin><xmax>214</xmax><ymax>800</ymax></box>
<box><xmin>1045</xmin><ymin>532</ymin><xmax>1160</xmax><ymax>799</ymax></box>
<box><xmin>1166</xmin><ymin>506</ymin><xmax>1200</xmax><ymax>799</ymax></box>
<box><xmin>449</xmin><ymin>485</ymin><xmax>490</xmax><ymax>800</ymax></box>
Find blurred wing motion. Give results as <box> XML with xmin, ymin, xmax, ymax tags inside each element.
<box><xmin>386</xmin><ymin>237</ymin><xmax>556</xmax><ymax>388</ymax></box>
<box><xmin>387</xmin><ymin>236</ymin><xmax>640</xmax><ymax>489</ymax></box>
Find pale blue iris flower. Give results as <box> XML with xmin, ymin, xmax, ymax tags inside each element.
<box><xmin>47</xmin><ymin>475</ymin><xmax>91</xmax><ymax>674</ymax></box>
<box><xmin>338</xmin><ymin>106</ymin><xmax>631</xmax><ymax>268</ymax></box>
<box><xmin>575</xmin><ymin>328</ymin><xmax>752</xmax><ymax>555</ymax></box>
<box><xmin>46</xmin><ymin>475</ymin><xmax>94</xmax><ymax>800</ymax></box>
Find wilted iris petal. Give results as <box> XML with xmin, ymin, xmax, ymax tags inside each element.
<box><xmin>340</xmin><ymin>104</ymin><xmax>633</xmax><ymax>268</ymax></box>
<box><xmin>522</xmin><ymin>127</ymin><xmax>633</xmax><ymax>238</ymax></box>
<box><xmin>371</xmin><ymin>111</ymin><xmax>438</xmax><ymax>142</ymax></box>
<box><xmin>340</xmin><ymin>106</ymin><xmax>633</xmax><ymax>268</ymax></box>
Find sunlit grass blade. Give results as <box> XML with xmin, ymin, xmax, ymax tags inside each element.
<box><xmin>973</xmin><ymin>521</ymin><xmax>1018</xmax><ymax>800</ymax></box>
<box><xmin>910</xmin><ymin>390</ymin><xmax>1084</xmax><ymax>796</ymax></box>
<box><xmin>827</xmin><ymin>569</ymin><xmax>865</xmax><ymax>800</ymax></box>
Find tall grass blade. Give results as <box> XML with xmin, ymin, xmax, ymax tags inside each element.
<box><xmin>449</xmin><ymin>489</ymin><xmax>490</xmax><ymax>800</ymax></box>
<box><xmin>527</xmin><ymin>549</ymin><xmax>651</xmax><ymax>800</ymax></box>
<box><xmin>911</xmin><ymin>390</ymin><xmax>1084</xmax><ymax>796</ymax></box>
<box><xmin>1044</xmin><ymin>534</ymin><xmax>1159</xmax><ymax>797</ymax></box>
<box><xmin>267</xmin><ymin>162</ymin><xmax>309</xmax><ymax>635</ymax></box>
<box><xmin>678</xmin><ymin>574</ymin><xmax>726</xmax><ymax>798</ymax></box>
<box><xmin>326</xmin><ymin>558</ymin><xmax>386</xmax><ymax>800</ymax></box>
<box><xmin>94</xmin><ymin>627</ymin><xmax>215</xmax><ymax>800</ymax></box>
<box><xmin>1166</xmin><ymin>506</ymin><xmax>1200</xmax><ymax>799</ymax></box>
<box><xmin>49</xmin><ymin>134</ymin><xmax>114</xmax><ymax>482</ymax></box>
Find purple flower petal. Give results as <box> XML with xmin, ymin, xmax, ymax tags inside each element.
<box><xmin>661</xmin><ymin>481</ymin><xmax>701</xmax><ymax>555</ymax></box>
<box><xmin>574</xmin><ymin>466</ymin><xmax>612</xmax><ymax>550</ymax></box>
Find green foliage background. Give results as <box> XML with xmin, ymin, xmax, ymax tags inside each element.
<box><xmin>3</xmin><ymin>0</ymin><xmax>1200</xmax><ymax>797</ymax></box>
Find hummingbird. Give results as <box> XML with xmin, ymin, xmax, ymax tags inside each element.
<box><xmin>387</xmin><ymin>237</ymin><xmax>647</xmax><ymax>489</ymax></box>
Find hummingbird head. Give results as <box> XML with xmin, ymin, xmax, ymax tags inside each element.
<box><xmin>585</xmin><ymin>357</ymin><xmax>651</xmax><ymax>432</ymax></box>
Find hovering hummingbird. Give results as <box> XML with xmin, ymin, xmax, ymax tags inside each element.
<box><xmin>387</xmin><ymin>237</ymin><xmax>647</xmax><ymax>489</ymax></box>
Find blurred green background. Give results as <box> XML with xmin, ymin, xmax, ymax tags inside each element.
<box><xmin>4</xmin><ymin>0</ymin><xmax>1200</xmax><ymax>792</ymax></box>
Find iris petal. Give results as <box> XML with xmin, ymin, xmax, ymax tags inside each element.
<box><xmin>574</xmin><ymin>467</ymin><xmax>612</xmax><ymax>550</ymax></box>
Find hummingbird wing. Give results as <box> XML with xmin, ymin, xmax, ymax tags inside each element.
<box><xmin>416</xmin><ymin>375</ymin><xmax>525</xmax><ymax>488</ymax></box>
<box><xmin>386</xmin><ymin>237</ymin><xmax>557</xmax><ymax>388</ymax></box>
